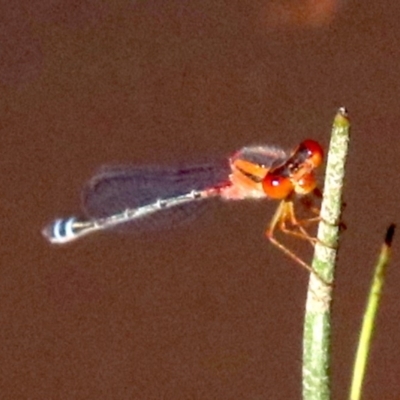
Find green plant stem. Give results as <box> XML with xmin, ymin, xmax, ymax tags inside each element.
<box><xmin>302</xmin><ymin>108</ymin><xmax>351</xmax><ymax>400</ymax></box>
<box><xmin>349</xmin><ymin>224</ymin><xmax>396</xmax><ymax>400</ymax></box>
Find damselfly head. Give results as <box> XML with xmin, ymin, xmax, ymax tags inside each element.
<box><xmin>296</xmin><ymin>139</ymin><xmax>324</xmax><ymax>169</ymax></box>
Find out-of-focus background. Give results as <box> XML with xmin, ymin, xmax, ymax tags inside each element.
<box><xmin>1</xmin><ymin>0</ymin><xmax>400</xmax><ymax>398</ymax></box>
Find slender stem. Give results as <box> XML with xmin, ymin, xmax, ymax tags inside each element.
<box><xmin>349</xmin><ymin>224</ymin><xmax>396</xmax><ymax>400</ymax></box>
<box><xmin>302</xmin><ymin>108</ymin><xmax>351</xmax><ymax>400</ymax></box>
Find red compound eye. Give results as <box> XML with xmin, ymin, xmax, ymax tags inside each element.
<box><xmin>262</xmin><ymin>173</ymin><xmax>294</xmax><ymax>199</ymax></box>
<box><xmin>294</xmin><ymin>172</ymin><xmax>317</xmax><ymax>195</ymax></box>
<box><xmin>299</xmin><ymin>139</ymin><xmax>324</xmax><ymax>168</ymax></box>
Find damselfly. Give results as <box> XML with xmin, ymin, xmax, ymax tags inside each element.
<box><xmin>42</xmin><ymin>140</ymin><xmax>324</xmax><ymax>273</ymax></box>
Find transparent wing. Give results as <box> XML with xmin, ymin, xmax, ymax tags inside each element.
<box><xmin>81</xmin><ymin>161</ymin><xmax>231</xmax><ymax>232</ymax></box>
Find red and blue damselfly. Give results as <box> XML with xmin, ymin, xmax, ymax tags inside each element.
<box><xmin>42</xmin><ymin>140</ymin><xmax>324</xmax><ymax>272</ymax></box>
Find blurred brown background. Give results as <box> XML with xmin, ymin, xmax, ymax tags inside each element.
<box><xmin>1</xmin><ymin>0</ymin><xmax>400</xmax><ymax>398</ymax></box>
